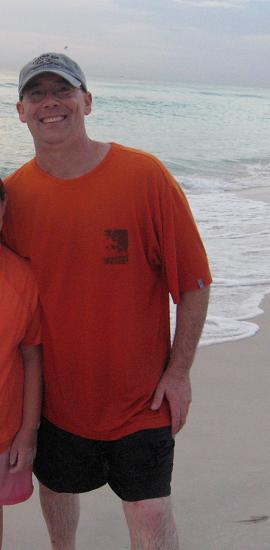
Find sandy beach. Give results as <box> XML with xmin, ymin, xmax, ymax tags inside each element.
<box><xmin>3</xmin><ymin>292</ymin><xmax>269</xmax><ymax>549</ymax></box>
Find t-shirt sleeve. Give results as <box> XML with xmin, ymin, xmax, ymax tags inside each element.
<box><xmin>157</xmin><ymin>166</ymin><xmax>212</xmax><ymax>303</ymax></box>
<box><xmin>21</xmin><ymin>275</ymin><xmax>42</xmax><ymax>346</ymax></box>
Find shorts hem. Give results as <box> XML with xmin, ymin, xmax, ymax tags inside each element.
<box><xmin>0</xmin><ymin>487</ymin><xmax>33</xmax><ymax>506</ymax></box>
<box><xmin>34</xmin><ymin>471</ymin><xmax>106</xmax><ymax>494</ymax></box>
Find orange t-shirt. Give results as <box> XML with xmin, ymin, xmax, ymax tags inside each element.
<box><xmin>0</xmin><ymin>244</ymin><xmax>41</xmax><ymax>452</ymax></box>
<box><xmin>4</xmin><ymin>143</ymin><xmax>211</xmax><ymax>440</ymax></box>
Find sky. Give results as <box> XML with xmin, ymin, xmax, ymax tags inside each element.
<box><xmin>1</xmin><ymin>0</ymin><xmax>270</xmax><ymax>87</ymax></box>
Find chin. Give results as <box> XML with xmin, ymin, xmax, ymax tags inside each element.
<box><xmin>36</xmin><ymin>135</ymin><xmax>68</xmax><ymax>146</ymax></box>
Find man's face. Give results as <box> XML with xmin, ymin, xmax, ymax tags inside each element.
<box><xmin>16</xmin><ymin>73</ymin><xmax>92</xmax><ymax>147</ymax></box>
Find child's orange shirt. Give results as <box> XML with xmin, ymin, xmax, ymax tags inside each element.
<box><xmin>0</xmin><ymin>245</ymin><xmax>41</xmax><ymax>452</ymax></box>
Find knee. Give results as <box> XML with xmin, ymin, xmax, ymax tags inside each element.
<box><xmin>123</xmin><ymin>497</ymin><xmax>170</xmax><ymax>525</ymax></box>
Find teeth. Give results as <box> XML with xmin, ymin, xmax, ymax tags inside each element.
<box><xmin>42</xmin><ymin>116</ymin><xmax>65</xmax><ymax>123</ymax></box>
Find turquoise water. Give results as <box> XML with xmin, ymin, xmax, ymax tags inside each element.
<box><xmin>1</xmin><ymin>73</ymin><xmax>270</xmax><ymax>345</ymax></box>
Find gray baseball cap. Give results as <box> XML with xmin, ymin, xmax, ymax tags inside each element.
<box><xmin>18</xmin><ymin>52</ymin><xmax>88</xmax><ymax>99</ymax></box>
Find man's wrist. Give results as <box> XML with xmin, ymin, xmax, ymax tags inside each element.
<box><xmin>18</xmin><ymin>422</ymin><xmax>40</xmax><ymax>435</ymax></box>
<box><xmin>167</xmin><ymin>363</ymin><xmax>191</xmax><ymax>378</ymax></box>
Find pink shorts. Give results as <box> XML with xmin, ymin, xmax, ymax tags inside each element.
<box><xmin>0</xmin><ymin>448</ymin><xmax>33</xmax><ymax>505</ymax></box>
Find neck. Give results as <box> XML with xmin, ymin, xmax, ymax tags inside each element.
<box><xmin>34</xmin><ymin>137</ymin><xmax>111</xmax><ymax>179</ymax></box>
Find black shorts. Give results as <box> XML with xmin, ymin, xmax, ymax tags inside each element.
<box><xmin>33</xmin><ymin>418</ymin><xmax>175</xmax><ymax>502</ymax></box>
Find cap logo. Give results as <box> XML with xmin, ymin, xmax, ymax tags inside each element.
<box><xmin>33</xmin><ymin>54</ymin><xmax>61</xmax><ymax>67</ymax></box>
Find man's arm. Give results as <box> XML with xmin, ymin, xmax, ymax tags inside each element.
<box><xmin>151</xmin><ymin>286</ymin><xmax>210</xmax><ymax>436</ymax></box>
<box><xmin>9</xmin><ymin>344</ymin><xmax>42</xmax><ymax>473</ymax></box>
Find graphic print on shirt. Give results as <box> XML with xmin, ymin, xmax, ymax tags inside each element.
<box><xmin>104</xmin><ymin>229</ymin><xmax>128</xmax><ymax>264</ymax></box>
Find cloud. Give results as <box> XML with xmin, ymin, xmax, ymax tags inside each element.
<box><xmin>172</xmin><ymin>0</ymin><xmax>268</xmax><ymax>8</ymax></box>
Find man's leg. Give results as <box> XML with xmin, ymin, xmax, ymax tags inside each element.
<box><xmin>123</xmin><ymin>496</ymin><xmax>179</xmax><ymax>550</ymax></box>
<box><xmin>39</xmin><ymin>483</ymin><xmax>80</xmax><ymax>550</ymax></box>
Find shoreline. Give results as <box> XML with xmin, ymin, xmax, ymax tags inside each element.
<box><xmin>200</xmin><ymin>183</ymin><xmax>270</xmax><ymax>349</ymax></box>
<box><xmin>201</xmin><ymin>287</ymin><xmax>270</xmax><ymax>349</ymax></box>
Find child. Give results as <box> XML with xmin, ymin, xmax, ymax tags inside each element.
<box><xmin>0</xmin><ymin>179</ymin><xmax>42</xmax><ymax>548</ymax></box>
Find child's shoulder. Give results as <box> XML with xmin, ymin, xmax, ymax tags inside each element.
<box><xmin>1</xmin><ymin>244</ymin><xmax>37</xmax><ymax>296</ymax></box>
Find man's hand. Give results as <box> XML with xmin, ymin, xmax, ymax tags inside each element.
<box><xmin>9</xmin><ymin>428</ymin><xmax>37</xmax><ymax>474</ymax></box>
<box><xmin>151</xmin><ymin>368</ymin><xmax>192</xmax><ymax>436</ymax></box>
<box><xmin>150</xmin><ymin>287</ymin><xmax>210</xmax><ymax>436</ymax></box>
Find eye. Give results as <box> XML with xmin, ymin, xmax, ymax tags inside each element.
<box><xmin>60</xmin><ymin>84</ymin><xmax>72</xmax><ymax>91</ymax></box>
<box><xmin>28</xmin><ymin>88</ymin><xmax>45</xmax><ymax>101</ymax></box>
<box><xmin>55</xmin><ymin>84</ymin><xmax>74</xmax><ymax>97</ymax></box>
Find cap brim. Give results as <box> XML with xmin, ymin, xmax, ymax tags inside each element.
<box><xmin>19</xmin><ymin>69</ymin><xmax>82</xmax><ymax>98</ymax></box>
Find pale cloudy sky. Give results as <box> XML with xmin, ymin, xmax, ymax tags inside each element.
<box><xmin>1</xmin><ymin>0</ymin><xmax>270</xmax><ymax>86</ymax></box>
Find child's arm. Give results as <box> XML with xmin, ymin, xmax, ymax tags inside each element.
<box><xmin>9</xmin><ymin>344</ymin><xmax>42</xmax><ymax>473</ymax></box>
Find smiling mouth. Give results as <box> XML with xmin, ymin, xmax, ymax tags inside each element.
<box><xmin>40</xmin><ymin>115</ymin><xmax>66</xmax><ymax>124</ymax></box>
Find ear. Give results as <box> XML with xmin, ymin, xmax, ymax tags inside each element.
<box><xmin>16</xmin><ymin>101</ymin><xmax>27</xmax><ymax>123</ymax></box>
<box><xmin>83</xmin><ymin>92</ymin><xmax>92</xmax><ymax>116</ymax></box>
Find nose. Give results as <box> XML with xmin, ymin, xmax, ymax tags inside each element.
<box><xmin>41</xmin><ymin>90</ymin><xmax>61</xmax><ymax>108</ymax></box>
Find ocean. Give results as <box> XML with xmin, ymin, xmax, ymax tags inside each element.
<box><xmin>1</xmin><ymin>73</ymin><xmax>270</xmax><ymax>346</ymax></box>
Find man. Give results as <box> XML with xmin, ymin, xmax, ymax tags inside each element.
<box><xmin>4</xmin><ymin>52</ymin><xmax>211</xmax><ymax>550</ymax></box>
<box><xmin>0</xmin><ymin>180</ymin><xmax>42</xmax><ymax>548</ymax></box>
